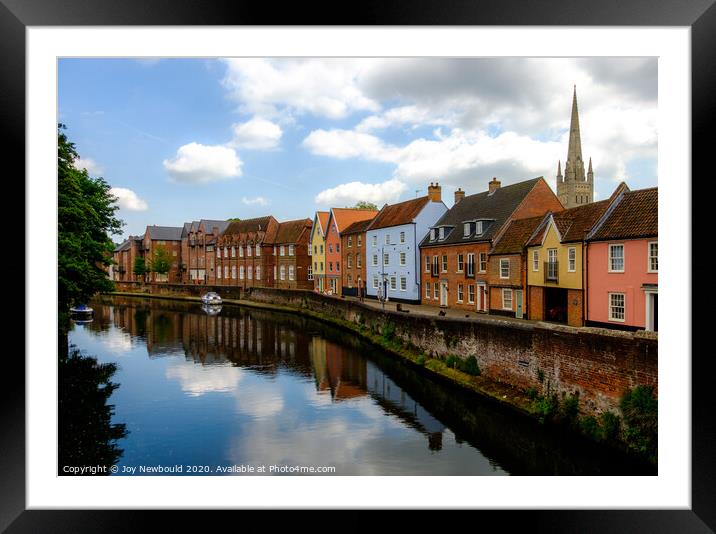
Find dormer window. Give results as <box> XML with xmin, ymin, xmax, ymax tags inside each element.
<box><xmin>430</xmin><ymin>229</ymin><xmax>436</xmax><ymax>241</ymax></box>
<box><xmin>439</xmin><ymin>227</ymin><xmax>445</xmax><ymax>240</ymax></box>
<box><xmin>463</xmin><ymin>223</ymin><xmax>471</xmax><ymax>237</ymax></box>
<box><xmin>476</xmin><ymin>221</ymin><xmax>484</xmax><ymax>235</ymax></box>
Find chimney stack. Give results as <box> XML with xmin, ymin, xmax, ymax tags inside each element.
<box><xmin>454</xmin><ymin>188</ymin><xmax>465</xmax><ymax>205</ymax></box>
<box><xmin>488</xmin><ymin>177</ymin><xmax>501</xmax><ymax>194</ymax></box>
<box><xmin>428</xmin><ymin>181</ymin><xmax>442</xmax><ymax>202</ymax></box>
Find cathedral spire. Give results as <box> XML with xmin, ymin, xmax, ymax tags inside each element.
<box><xmin>567</xmin><ymin>85</ymin><xmax>583</xmax><ymax>167</ymax></box>
<box><xmin>557</xmin><ymin>85</ymin><xmax>593</xmax><ymax>208</ymax></box>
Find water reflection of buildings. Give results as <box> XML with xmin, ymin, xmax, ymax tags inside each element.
<box><xmin>312</xmin><ymin>337</ymin><xmax>446</xmax><ymax>451</ymax></box>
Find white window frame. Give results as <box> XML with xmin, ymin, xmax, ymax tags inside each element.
<box><xmin>217</xmin><ymin>266</ymin><xmax>222</xmax><ymax>279</ymax></box>
<box><xmin>608</xmin><ymin>292</ymin><xmax>626</xmax><ymax>322</ymax></box>
<box><xmin>400</xmin><ymin>252</ymin><xmax>406</xmax><ymax>266</ymax></box>
<box><xmin>256</xmin><ymin>245</ymin><xmax>261</xmax><ymax>257</ymax></box>
<box><xmin>433</xmin><ymin>283</ymin><xmax>439</xmax><ymax>299</ymax></box>
<box><xmin>247</xmin><ymin>245</ymin><xmax>252</xmax><ymax>257</ymax></box>
<box><xmin>425</xmin><ymin>255</ymin><xmax>430</xmax><ymax>272</ymax></box>
<box><xmin>457</xmin><ymin>254</ymin><xmax>464</xmax><ymax>273</ymax></box>
<box><xmin>568</xmin><ymin>247</ymin><xmax>576</xmax><ymax>272</ymax></box>
<box><xmin>373</xmin><ymin>254</ymin><xmax>378</xmax><ymax>266</ymax></box>
<box><xmin>502</xmin><ymin>288</ymin><xmax>513</xmax><ymax>310</ymax></box>
<box><xmin>648</xmin><ymin>241</ymin><xmax>658</xmax><ymax>273</ymax></box>
<box><xmin>348</xmin><ymin>236</ymin><xmax>352</xmax><ymax>248</ymax></box>
<box><xmin>347</xmin><ymin>254</ymin><xmax>353</xmax><ymax>268</ymax></box>
<box><xmin>479</xmin><ymin>252</ymin><xmax>487</xmax><ymax>273</ymax></box>
<box><xmin>224</xmin><ymin>265</ymin><xmax>229</xmax><ymax>279</ymax></box>
<box><xmin>463</xmin><ymin>223</ymin><xmax>471</xmax><ymax>237</ymax></box>
<box><xmin>532</xmin><ymin>250</ymin><xmax>539</xmax><ymax>272</ymax></box>
<box><xmin>500</xmin><ymin>258</ymin><xmax>510</xmax><ymax>279</ymax></box>
<box><xmin>280</xmin><ymin>265</ymin><xmax>286</xmax><ymax>281</ymax></box>
<box><xmin>307</xmin><ymin>266</ymin><xmax>313</xmax><ymax>280</ymax></box>
<box><xmin>373</xmin><ymin>277</ymin><xmax>379</xmax><ymax>289</ymax></box>
<box><xmin>468</xmin><ymin>284</ymin><xmax>475</xmax><ymax>304</ymax></box>
<box><xmin>457</xmin><ymin>283</ymin><xmax>464</xmax><ymax>303</ymax></box>
<box><xmin>357</xmin><ymin>235</ymin><xmax>362</xmax><ymax>247</ymax></box>
<box><xmin>425</xmin><ymin>282</ymin><xmax>431</xmax><ymax>299</ymax></box>
<box><xmin>467</xmin><ymin>253</ymin><xmax>475</xmax><ymax>276</ymax></box>
<box><xmin>357</xmin><ymin>255</ymin><xmax>361</xmax><ymax>268</ymax></box>
<box><xmin>609</xmin><ymin>244</ymin><xmax>625</xmax><ymax>273</ymax></box>
<box><xmin>239</xmin><ymin>266</ymin><xmax>244</xmax><ymax>280</ymax></box>
<box><xmin>248</xmin><ymin>265</ymin><xmax>253</xmax><ymax>280</ymax></box>
<box><xmin>400</xmin><ymin>277</ymin><xmax>407</xmax><ymax>291</ymax></box>
<box><xmin>430</xmin><ymin>229</ymin><xmax>436</xmax><ymax>241</ymax></box>
<box><xmin>384</xmin><ymin>234</ymin><xmax>390</xmax><ymax>245</ymax></box>
<box><xmin>400</xmin><ymin>231</ymin><xmax>405</xmax><ymax>243</ymax></box>
<box><xmin>384</xmin><ymin>253</ymin><xmax>390</xmax><ymax>266</ymax></box>
<box><xmin>441</xmin><ymin>255</ymin><xmax>448</xmax><ymax>273</ymax></box>
<box><xmin>439</xmin><ymin>227</ymin><xmax>445</xmax><ymax>240</ymax></box>
<box><xmin>289</xmin><ymin>265</ymin><xmax>295</xmax><ymax>280</ymax></box>
<box><xmin>280</xmin><ymin>245</ymin><xmax>286</xmax><ymax>256</ymax></box>
<box><xmin>256</xmin><ymin>265</ymin><xmax>261</xmax><ymax>280</ymax></box>
<box><xmin>372</xmin><ymin>235</ymin><xmax>377</xmax><ymax>247</ymax></box>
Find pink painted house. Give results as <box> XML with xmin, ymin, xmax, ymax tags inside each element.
<box><xmin>586</xmin><ymin>187</ymin><xmax>658</xmax><ymax>331</ymax></box>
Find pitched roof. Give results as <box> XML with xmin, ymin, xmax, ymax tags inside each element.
<box><xmin>527</xmin><ymin>199</ymin><xmax>612</xmax><ymax>246</ymax></box>
<box><xmin>419</xmin><ymin>177</ymin><xmax>543</xmax><ymax>247</ymax></box>
<box><xmin>223</xmin><ymin>216</ymin><xmax>276</xmax><ymax>238</ymax></box>
<box><xmin>114</xmin><ymin>239</ymin><xmax>131</xmax><ymax>252</ymax></box>
<box><xmin>199</xmin><ymin>219</ymin><xmax>230</xmax><ymax>235</ymax></box>
<box><xmin>330</xmin><ymin>208</ymin><xmax>378</xmax><ymax>234</ymax></box>
<box><xmin>589</xmin><ymin>187</ymin><xmax>658</xmax><ymax>241</ymax></box>
<box><xmin>490</xmin><ymin>215</ymin><xmax>545</xmax><ymax>255</ymax></box>
<box><xmin>146</xmin><ymin>225</ymin><xmax>183</xmax><ymax>241</ymax></box>
<box><xmin>342</xmin><ymin>218</ymin><xmax>373</xmax><ymax>235</ymax></box>
<box><xmin>314</xmin><ymin>211</ymin><xmax>330</xmax><ymax>237</ymax></box>
<box><xmin>368</xmin><ymin>196</ymin><xmax>430</xmax><ymax>231</ymax></box>
<box><xmin>275</xmin><ymin>218</ymin><xmax>312</xmax><ymax>244</ymax></box>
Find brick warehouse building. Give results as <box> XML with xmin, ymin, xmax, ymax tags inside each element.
<box><xmin>215</xmin><ymin>216</ymin><xmax>280</xmax><ymax>289</ymax></box>
<box><xmin>273</xmin><ymin>218</ymin><xmax>314</xmax><ymax>290</ymax></box>
<box><xmin>487</xmin><ymin>215</ymin><xmax>545</xmax><ymax>319</ymax></box>
<box><xmin>112</xmin><ymin>235</ymin><xmax>143</xmax><ymax>282</ymax></box>
<box><xmin>142</xmin><ymin>225</ymin><xmax>183</xmax><ymax>283</ymax></box>
<box><xmin>324</xmin><ymin>208</ymin><xmax>378</xmax><ymax>296</ymax></box>
<box><xmin>341</xmin><ymin>218</ymin><xmax>372</xmax><ymax>298</ymax></box>
<box><xmin>181</xmin><ymin>219</ymin><xmax>230</xmax><ymax>284</ymax></box>
<box><xmin>419</xmin><ymin>177</ymin><xmax>563</xmax><ymax>313</ymax></box>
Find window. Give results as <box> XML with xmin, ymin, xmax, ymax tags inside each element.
<box><xmin>400</xmin><ymin>252</ymin><xmax>406</xmax><ymax>266</ymax></box>
<box><xmin>500</xmin><ymin>258</ymin><xmax>510</xmax><ymax>279</ymax></box>
<box><xmin>224</xmin><ymin>266</ymin><xmax>229</xmax><ymax>279</ymax></box>
<box><xmin>313</xmin><ymin>245</ymin><xmax>317</xmax><ymax>254</ymax></box>
<box><xmin>328</xmin><ymin>244</ymin><xmax>333</xmax><ymax>254</ymax></box>
<box><xmin>609</xmin><ymin>244</ymin><xmax>624</xmax><ymax>272</ymax></box>
<box><xmin>336</xmin><ymin>262</ymin><xmax>340</xmax><ymax>272</ymax></box>
<box><xmin>468</xmin><ymin>285</ymin><xmax>475</xmax><ymax>304</ymax></box>
<box><xmin>247</xmin><ymin>245</ymin><xmax>252</xmax><ymax>257</ymax></box>
<box><xmin>256</xmin><ymin>266</ymin><xmax>261</xmax><ymax>280</ymax></box>
<box><xmin>476</xmin><ymin>221</ymin><xmax>483</xmax><ymax>235</ymax></box>
<box><xmin>173</xmin><ymin>250</ymin><xmax>177</xmax><ymax>257</ymax></box>
<box><xmin>467</xmin><ymin>253</ymin><xmax>475</xmax><ymax>276</ymax></box>
<box><xmin>568</xmin><ymin>247</ymin><xmax>576</xmax><ymax>272</ymax></box>
<box><xmin>274</xmin><ymin>245</ymin><xmax>278</xmax><ymax>255</ymax></box>
<box><xmin>207</xmin><ymin>245</ymin><xmax>214</xmax><ymax>253</ymax></box>
<box><xmin>441</xmin><ymin>255</ymin><xmax>448</xmax><ymax>272</ymax></box>
<box><xmin>280</xmin><ymin>265</ymin><xmax>286</xmax><ymax>280</ymax></box>
<box><xmin>231</xmin><ymin>266</ymin><xmax>237</xmax><ymax>279</ymax></box>
<box><xmin>289</xmin><ymin>266</ymin><xmax>295</xmax><ymax>280</ymax></box>
<box><xmin>425</xmin><ymin>282</ymin><xmax>431</xmax><ymax>298</ymax></box>
<box><xmin>320</xmin><ymin>262</ymin><xmax>324</xmax><ymax>271</ymax></box>
<box><xmin>479</xmin><ymin>252</ymin><xmax>487</xmax><ymax>273</ymax></box>
<box><xmin>439</xmin><ymin>227</ymin><xmax>445</xmax><ymax>240</ymax></box>
<box><xmin>357</xmin><ymin>235</ymin><xmax>362</xmax><ymax>247</ymax></box>
<box><xmin>347</xmin><ymin>254</ymin><xmax>353</xmax><ymax>268</ymax></box>
<box><xmin>457</xmin><ymin>284</ymin><xmax>464</xmax><ymax>302</ymax></box>
<box><xmin>274</xmin><ymin>266</ymin><xmax>277</xmax><ymax>280</ymax></box>
<box><xmin>248</xmin><ymin>266</ymin><xmax>253</xmax><ymax>279</ymax></box>
<box><xmin>400</xmin><ymin>277</ymin><xmax>407</xmax><ymax>291</ymax></box>
<box><xmin>256</xmin><ymin>245</ymin><xmax>261</xmax><ymax>257</ymax></box>
<box><xmin>648</xmin><ymin>242</ymin><xmax>658</xmax><ymax>272</ymax></box>
<box><xmin>430</xmin><ymin>229</ymin><xmax>436</xmax><ymax>241</ymax></box>
<box><xmin>348</xmin><ymin>236</ymin><xmax>352</xmax><ymax>248</ymax></box>
<box><xmin>328</xmin><ymin>262</ymin><xmax>333</xmax><ymax>272</ymax></box>
<box><xmin>217</xmin><ymin>266</ymin><xmax>222</xmax><ymax>279</ymax></box>
<box><xmin>609</xmin><ymin>293</ymin><xmax>625</xmax><ymax>322</ymax></box>
<box><xmin>432</xmin><ymin>256</ymin><xmax>439</xmax><ymax>275</ymax></box>
<box><xmin>239</xmin><ymin>266</ymin><xmax>244</xmax><ymax>279</ymax></box>
<box><xmin>385</xmin><ymin>234</ymin><xmax>390</xmax><ymax>245</ymax></box>
<box><xmin>320</xmin><ymin>244</ymin><xmax>323</xmax><ymax>254</ymax></box>
<box><xmin>425</xmin><ymin>255</ymin><xmax>430</xmax><ymax>272</ymax></box>
<box><xmin>217</xmin><ymin>248</ymin><xmax>221</xmax><ymax>258</ymax></box>
<box><xmin>400</xmin><ymin>231</ymin><xmax>405</xmax><ymax>243</ymax></box>
<box><xmin>372</xmin><ymin>254</ymin><xmax>378</xmax><ymax>266</ymax></box>
<box><xmin>314</xmin><ymin>261</ymin><xmax>318</xmax><ymax>271</ymax></box>
<box><xmin>457</xmin><ymin>254</ymin><xmax>464</xmax><ymax>272</ymax></box>
<box><xmin>532</xmin><ymin>250</ymin><xmax>539</xmax><ymax>271</ymax></box>
<box><xmin>308</xmin><ymin>244</ymin><xmax>312</xmax><ymax>256</ymax></box>
<box><xmin>434</xmin><ymin>283</ymin><xmax>439</xmax><ymax>299</ymax></box>
<box><xmin>307</xmin><ymin>266</ymin><xmax>313</xmax><ymax>280</ymax></box>
<box><xmin>373</xmin><ymin>277</ymin><xmax>379</xmax><ymax>289</ymax></box>
<box><xmin>384</xmin><ymin>253</ymin><xmax>389</xmax><ymax>266</ymax></box>
<box><xmin>464</xmin><ymin>223</ymin><xmax>471</xmax><ymax>237</ymax></box>
<box><xmin>232</xmin><ymin>246</ymin><xmax>236</xmax><ymax>258</ymax></box>
<box><xmin>357</xmin><ymin>255</ymin><xmax>361</xmax><ymax>268</ymax></box>
<box><xmin>239</xmin><ymin>246</ymin><xmax>243</xmax><ymax>257</ymax></box>
<box><xmin>502</xmin><ymin>289</ymin><xmax>513</xmax><ymax>310</ymax></box>
<box><xmin>336</xmin><ymin>244</ymin><xmax>340</xmax><ymax>253</ymax></box>
<box><xmin>224</xmin><ymin>246</ymin><xmax>228</xmax><ymax>258</ymax></box>
<box><xmin>390</xmin><ymin>277</ymin><xmax>397</xmax><ymax>290</ymax></box>
<box><xmin>280</xmin><ymin>245</ymin><xmax>285</xmax><ymax>256</ymax></box>
<box><xmin>347</xmin><ymin>274</ymin><xmax>353</xmax><ymax>287</ymax></box>
<box><xmin>372</xmin><ymin>235</ymin><xmax>377</xmax><ymax>247</ymax></box>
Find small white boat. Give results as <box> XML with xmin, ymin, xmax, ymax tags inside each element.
<box><xmin>201</xmin><ymin>304</ymin><xmax>222</xmax><ymax>316</ymax></box>
<box><xmin>201</xmin><ymin>292</ymin><xmax>222</xmax><ymax>305</ymax></box>
<box><xmin>70</xmin><ymin>304</ymin><xmax>94</xmax><ymax>318</ymax></box>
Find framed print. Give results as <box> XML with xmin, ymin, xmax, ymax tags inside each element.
<box><xmin>4</xmin><ymin>0</ymin><xmax>715</xmax><ymax>530</ymax></box>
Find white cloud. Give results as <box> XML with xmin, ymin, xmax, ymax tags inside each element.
<box><xmin>163</xmin><ymin>142</ymin><xmax>242</xmax><ymax>184</ymax></box>
<box><xmin>303</xmin><ymin>129</ymin><xmax>396</xmax><ymax>161</ymax></box>
<box><xmin>111</xmin><ymin>187</ymin><xmax>149</xmax><ymax>212</ymax></box>
<box><xmin>229</xmin><ymin>117</ymin><xmax>283</xmax><ymax>150</ymax></box>
<box><xmin>75</xmin><ymin>156</ymin><xmax>103</xmax><ymax>176</ymax></box>
<box><xmin>314</xmin><ymin>179</ymin><xmax>407</xmax><ymax>207</ymax></box>
<box><xmin>221</xmin><ymin>58</ymin><xmax>380</xmax><ymax>119</ymax></box>
<box><xmin>165</xmin><ymin>362</ymin><xmax>242</xmax><ymax>397</ymax></box>
<box><xmin>242</xmin><ymin>196</ymin><xmax>268</xmax><ymax>206</ymax></box>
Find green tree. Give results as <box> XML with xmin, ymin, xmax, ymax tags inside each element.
<box><xmin>150</xmin><ymin>245</ymin><xmax>172</xmax><ymax>281</ymax></box>
<box><xmin>58</xmin><ymin>124</ymin><xmax>123</xmax><ymax>310</ymax></box>
<box><xmin>133</xmin><ymin>256</ymin><xmax>147</xmax><ymax>282</ymax></box>
<box><xmin>352</xmin><ymin>201</ymin><xmax>378</xmax><ymax>210</ymax></box>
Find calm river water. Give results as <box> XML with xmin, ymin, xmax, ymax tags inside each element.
<box><xmin>64</xmin><ymin>296</ymin><xmax>652</xmax><ymax>476</ymax></box>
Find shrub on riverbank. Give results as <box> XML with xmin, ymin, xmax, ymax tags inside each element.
<box><xmin>620</xmin><ymin>385</ymin><xmax>658</xmax><ymax>462</ymax></box>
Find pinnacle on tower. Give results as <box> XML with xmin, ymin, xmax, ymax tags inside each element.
<box><xmin>557</xmin><ymin>160</ymin><xmax>563</xmax><ymax>181</ymax></box>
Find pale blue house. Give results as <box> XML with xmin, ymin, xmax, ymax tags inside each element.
<box><xmin>365</xmin><ymin>184</ymin><xmax>447</xmax><ymax>303</ymax></box>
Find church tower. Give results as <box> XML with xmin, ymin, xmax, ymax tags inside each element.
<box><xmin>556</xmin><ymin>86</ymin><xmax>594</xmax><ymax>208</ymax></box>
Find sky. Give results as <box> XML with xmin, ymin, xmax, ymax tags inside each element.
<box><xmin>58</xmin><ymin>57</ymin><xmax>658</xmax><ymax>241</ymax></box>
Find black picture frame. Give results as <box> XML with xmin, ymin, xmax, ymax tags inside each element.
<box><xmin>4</xmin><ymin>0</ymin><xmax>714</xmax><ymax>530</ymax></box>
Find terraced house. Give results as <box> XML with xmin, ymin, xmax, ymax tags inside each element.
<box><xmin>273</xmin><ymin>218</ymin><xmax>313</xmax><ymax>290</ymax></box>
<box><xmin>341</xmin><ymin>218</ymin><xmax>372</xmax><ymax>299</ymax></box>
<box><xmin>420</xmin><ymin>177</ymin><xmax>563</xmax><ymax>312</ymax></box>
<box><xmin>142</xmin><ymin>225</ymin><xmax>183</xmax><ymax>283</ymax></box>
<box><xmin>365</xmin><ymin>183</ymin><xmax>447</xmax><ymax>303</ymax></box>
<box><xmin>324</xmin><ymin>208</ymin><xmax>378</xmax><ymax>296</ymax></box>
<box><xmin>215</xmin><ymin>216</ymin><xmax>279</xmax><ymax>289</ymax></box>
<box><xmin>585</xmin><ymin>186</ymin><xmax>658</xmax><ymax>331</ymax></box>
<box><xmin>309</xmin><ymin>211</ymin><xmax>329</xmax><ymax>293</ymax></box>
<box><xmin>180</xmin><ymin>219</ymin><xmax>230</xmax><ymax>284</ymax></box>
<box><xmin>526</xmin><ymin>183</ymin><xmax>627</xmax><ymax>326</ymax></box>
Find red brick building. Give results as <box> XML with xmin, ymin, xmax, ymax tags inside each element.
<box><xmin>324</xmin><ymin>208</ymin><xmax>378</xmax><ymax>296</ymax></box>
<box><xmin>341</xmin><ymin>219</ymin><xmax>372</xmax><ymax>298</ymax></box>
<box><xmin>215</xmin><ymin>216</ymin><xmax>279</xmax><ymax>289</ymax></box>
<box><xmin>143</xmin><ymin>225</ymin><xmax>183</xmax><ymax>283</ymax></box>
<box><xmin>419</xmin><ymin>177</ymin><xmax>563</xmax><ymax>313</ymax></box>
<box><xmin>112</xmin><ymin>235</ymin><xmax>144</xmax><ymax>282</ymax></box>
<box><xmin>274</xmin><ymin>218</ymin><xmax>313</xmax><ymax>290</ymax></box>
<box><xmin>180</xmin><ymin>219</ymin><xmax>230</xmax><ymax>284</ymax></box>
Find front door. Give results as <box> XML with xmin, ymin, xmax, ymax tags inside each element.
<box><xmin>477</xmin><ymin>284</ymin><xmax>487</xmax><ymax>312</ymax></box>
<box><xmin>440</xmin><ymin>281</ymin><xmax>448</xmax><ymax>307</ymax></box>
<box><xmin>515</xmin><ymin>290</ymin><xmax>524</xmax><ymax>319</ymax></box>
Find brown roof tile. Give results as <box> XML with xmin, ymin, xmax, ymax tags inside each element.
<box><xmin>490</xmin><ymin>215</ymin><xmax>545</xmax><ymax>255</ymax></box>
<box><xmin>589</xmin><ymin>187</ymin><xmax>657</xmax><ymax>241</ymax></box>
<box><xmin>368</xmin><ymin>196</ymin><xmax>430</xmax><ymax>231</ymax></box>
<box><xmin>275</xmin><ymin>218</ymin><xmax>312</xmax><ymax>244</ymax></box>
<box><xmin>527</xmin><ymin>199</ymin><xmax>613</xmax><ymax>246</ymax></box>
<box><xmin>316</xmin><ymin>211</ymin><xmax>330</xmax><ymax>236</ymax></box>
<box><xmin>342</xmin><ymin>218</ymin><xmax>373</xmax><ymax>235</ymax></box>
<box><xmin>330</xmin><ymin>208</ymin><xmax>379</xmax><ymax>233</ymax></box>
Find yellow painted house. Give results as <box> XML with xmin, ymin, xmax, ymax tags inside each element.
<box><xmin>526</xmin><ymin>192</ymin><xmax>621</xmax><ymax>326</ymax></box>
<box><xmin>310</xmin><ymin>211</ymin><xmax>330</xmax><ymax>292</ymax></box>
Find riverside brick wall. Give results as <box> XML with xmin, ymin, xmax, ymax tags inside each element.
<box><xmin>114</xmin><ymin>281</ymin><xmax>244</xmax><ymax>300</ymax></box>
<box><xmin>246</xmin><ymin>287</ymin><xmax>657</xmax><ymax>415</ymax></box>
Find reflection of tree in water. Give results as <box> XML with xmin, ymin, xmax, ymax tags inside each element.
<box><xmin>58</xmin><ymin>345</ymin><xmax>127</xmax><ymax>475</ymax></box>
<box><xmin>133</xmin><ymin>309</ymin><xmax>148</xmax><ymax>339</ymax></box>
<box><xmin>153</xmin><ymin>313</ymin><xmax>173</xmax><ymax>344</ymax></box>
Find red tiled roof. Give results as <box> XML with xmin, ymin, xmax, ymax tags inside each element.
<box><xmin>316</xmin><ymin>211</ymin><xmax>330</xmax><ymax>236</ymax></box>
<box><xmin>490</xmin><ymin>215</ymin><xmax>545</xmax><ymax>255</ymax></box>
<box><xmin>275</xmin><ymin>218</ymin><xmax>312</xmax><ymax>244</ymax></box>
<box><xmin>367</xmin><ymin>196</ymin><xmax>430</xmax><ymax>230</ymax></box>
<box><xmin>342</xmin><ymin>218</ymin><xmax>373</xmax><ymax>235</ymax></box>
<box><xmin>589</xmin><ymin>187</ymin><xmax>657</xmax><ymax>241</ymax></box>
<box><xmin>527</xmin><ymin>199</ymin><xmax>612</xmax><ymax>246</ymax></box>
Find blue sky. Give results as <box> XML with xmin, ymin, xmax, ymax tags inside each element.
<box><xmin>58</xmin><ymin>58</ymin><xmax>658</xmax><ymax>241</ymax></box>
